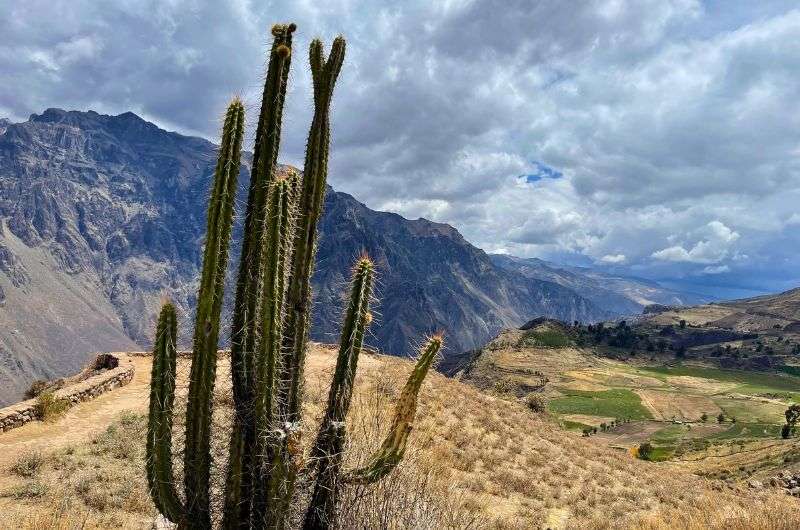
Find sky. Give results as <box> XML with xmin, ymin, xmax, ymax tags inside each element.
<box><xmin>1</xmin><ymin>0</ymin><xmax>799</xmax><ymax>298</ymax></box>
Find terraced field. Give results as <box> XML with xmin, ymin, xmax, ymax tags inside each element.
<box><xmin>460</xmin><ymin>323</ymin><xmax>800</xmax><ymax>476</ymax></box>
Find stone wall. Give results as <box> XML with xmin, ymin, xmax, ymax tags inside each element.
<box><xmin>0</xmin><ymin>353</ymin><xmax>135</xmax><ymax>433</ymax></box>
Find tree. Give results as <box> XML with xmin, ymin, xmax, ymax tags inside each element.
<box><xmin>701</xmin><ymin>412</ymin><xmax>708</xmax><ymax>423</ymax></box>
<box><xmin>782</xmin><ymin>404</ymin><xmax>800</xmax><ymax>439</ymax></box>
<box><xmin>679</xmin><ymin>319</ymin><xmax>687</xmax><ymax>329</ymax></box>
<box><xmin>717</xmin><ymin>413</ymin><xmax>725</xmax><ymax>424</ymax></box>
<box><xmin>638</xmin><ymin>442</ymin><xmax>654</xmax><ymax>461</ymax></box>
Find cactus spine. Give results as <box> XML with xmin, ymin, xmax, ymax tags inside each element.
<box><xmin>146</xmin><ymin>23</ymin><xmax>442</xmax><ymax>530</ymax></box>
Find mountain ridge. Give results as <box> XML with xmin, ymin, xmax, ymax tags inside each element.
<box><xmin>0</xmin><ymin>108</ymin><xmax>695</xmax><ymax>404</ymax></box>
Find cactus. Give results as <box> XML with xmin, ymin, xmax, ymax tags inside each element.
<box><xmin>146</xmin><ymin>302</ymin><xmax>181</xmax><ymax>522</ymax></box>
<box><xmin>225</xmin><ymin>23</ymin><xmax>296</xmax><ymax>528</ymax></box>
<box><xmin>146</xmin><ymin>96</ymin><xmax>245</xmax><ymax>528</ymax></box>
<box><xmin>146</xmin><ymin>23</ymin><xmax>443</xmax><ymax>530</ymax></box>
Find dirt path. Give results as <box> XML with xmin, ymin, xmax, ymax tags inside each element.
<box><xmin>0</xmin><ymin>345</ymin><xmax>352</xmax><ymax>481</ymax></box>
<box><xmin>0</xmin><ymin>356</ymin><xmax>153</xmax><ymax>477</ymax></box>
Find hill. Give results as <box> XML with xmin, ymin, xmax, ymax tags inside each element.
<box><xmin>457</xmin><ymin>292</ymin><xmax>800</xmax><ymax>484</ymax></box>
<box><xmin>0</xmin><ymin>346</ymin><xmax>797</xmax><ymax>529</ymax></box>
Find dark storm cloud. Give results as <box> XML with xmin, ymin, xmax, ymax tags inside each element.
<box><xmin>2</xmin><ymin>0</ymin><xmax>800</xmax><ymax>293</ymax></box>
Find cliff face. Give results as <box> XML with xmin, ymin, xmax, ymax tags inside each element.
<box><xmin>0</xmin><ymin>109</ymin><xmax>608</xmax><ymax>404</ymax></box>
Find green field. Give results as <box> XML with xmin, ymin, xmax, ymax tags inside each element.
<box><xmin>518</xmin><ymin>329</ymin><xmax>572</xmax><ymax>348</ymax></box>
<box><xmin>707</xmin><ymin>422</ymin><xmax>783</xmax><ymax>440</ymax></box>
<box><xmin>778</xmin><ymin>365</ymin><xmax>800</xmax><ymax>378</ymax></box>
<box><xmin>548</xmin><ymin>388</ymin><xmax>653</xmax><ymax>420</ymax></box>
<box><xmin>636</xmin><ymin>365</ymin><xmax>800</xmax><ymax>396</ymax></box>
<box><xmin>649</xmin><ymin>424</ymin><xmax>687</xmax><ymax>444</ymax></box>
<box><xmin>545</xmin><ymin>362</ymin><xmax>799</xmax><ymax>464</ymax></box>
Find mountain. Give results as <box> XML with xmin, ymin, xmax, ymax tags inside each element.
<box><xmin>643</xmin><ymin>286</ymin><xmax>800</xmax><ymax>334</ymax></box>
<box><xmin>490</xmin><ymin>254</ymin><xmax>711</xmax><ymax>314</ymax></box>
<box><xmin>0</xmin><ymin>118</ymin><xmax>10</xmax><ymax>136</ymax></box>
<box><xmin>0</xmin><ymin>108</ymin><xmax>609</xmax><ymax>405</ymax></box>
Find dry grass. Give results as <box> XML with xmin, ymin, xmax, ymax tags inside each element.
<box><xmin>1</xmin><ymin>347</ymin><xmax>798</xmax><ymax>529</ymax></box>
<box><xmin>34</xmin><ymin>391</ymin><xmax>70</xmax><ymax>422</ymax></box>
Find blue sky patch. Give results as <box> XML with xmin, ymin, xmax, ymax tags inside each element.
<box><xmin>525</xmin><ymin>162</ymin><xmax>563</xmax><ymax>183</ymax></box>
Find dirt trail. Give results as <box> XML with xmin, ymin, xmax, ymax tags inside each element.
<box><xmin>0</xmin><ymin>345</ymin><xmax>360</xmax><ymax>481</ymax></box>
<box><xmin>0</xmin><ymin>356</ymin><xmax>153</xmax><ymax>475</ymax></box>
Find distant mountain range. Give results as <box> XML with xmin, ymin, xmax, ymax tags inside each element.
<box><xmin>0</xmin><ymin>109</ymin><xmax>704</xmax><ymax>404</ymax></box>
<box><xmin>490</xmin><ymin>255</ymin><xmax>710</xmax><ymax>314</ymax></box>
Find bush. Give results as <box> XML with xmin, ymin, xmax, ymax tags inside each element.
<box><xmin>782</xmin><ymin>424</ymin><xmax>792</xmax><ymax>439</ymax></box>
<box><xmin>4</xmin><ymin>481</ymin><xmax>48</xmax><ymax>499</ymax></box>
<box><xmin>10</xmin><ymin>451</ymin><xmax>45</xmax><ymax>477</ymax></box>
<box><xmin>493</xmin><ymin>378</ymin><xmax>515</xmax><ymax>395</ymax></box>
<box><xmin>525</xmin><ymin>393</ymin><xmax>547</xmax><ymax>413</ymax></box>
<box><xmin>518</xmin><ymin>329</ymin><xmax>571</xmax><ymax>348</ymax></box>
<box><xmin>24</xmin><ymin>379</ymin><xmax>50</xmax><ymax>399</ymax></box>
<box><xmin>34</xmin><ymin>391</ymin><xmax>70</xmax><ymax>422</ymax></box>
<box><xmin>638</xmin><ymin>442</ymin><xmax>653</xmax><ymax>461</ymax></box>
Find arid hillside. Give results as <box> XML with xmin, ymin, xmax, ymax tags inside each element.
<box><xmin>1</xmin><ymin>345</ymin><xmax>798</xmax><ymax>529</ymax></box>
<box><xmin>459</xmin><ymin>317</ymin><xmax>800</xmax><ymax>487</ymax></box>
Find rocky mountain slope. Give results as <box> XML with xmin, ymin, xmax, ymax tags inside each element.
<box><xmin>0</xmin><ymin>108</ymin><xmax>613</xmax><ymax>404</ymax></box>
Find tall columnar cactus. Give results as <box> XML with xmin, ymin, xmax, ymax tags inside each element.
<box><xmin>146</xmin><ymin>302</ymin><xmax>181</xmax><ymax>522</ymax></box>
<box><xmin>146</xmin><ymin>23</ymin><xmax>443</xmax><ymax>530</ymax></box>
<box><xmin>147</xmin><ymin>96</ymin><xmax>245</xmax><ymax>528</ymax></box>
<box><xmin>225</xmin><ymin>23</ymin><xmax>296</xmax><ymax>528</ymax></box>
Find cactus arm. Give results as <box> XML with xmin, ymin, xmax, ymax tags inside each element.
<box><xmin>183</xmin><ymin>99</ymin><xmax>245</xmax><ymax>527</ymax></box>
<box><xmin>344</xmin><ymin>335</ymin><xmax>443</xmax><ymax>485</ymax></box>
<box><xmin>146</xmin><ymin>302</ymin><xmax>184</xmax><ymax>524</ymax></box>
<box><xmin>279</xmin><ymin>35</ymin><xmax>346</xmax><ymax>424</ymax></box>
<box><xmin>302</xmin><ymin>257</ymin><xmax>374</xmax><ymax>530</ymax></box>
<box><xmin>250</xmin><ymin>176</ymin><xmax>297</xmax><ymax>524</ymax></box>
<box><xmin>261</xmin><ymin>37</ymin><xmax>345</xmax><ymax>530</ymax></box>
<box><xmin>224</xmin><ymin>24</ymin><xmax>295</xmax><ymax>529</ymax></box>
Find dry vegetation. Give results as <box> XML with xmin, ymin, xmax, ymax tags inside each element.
<box><xmin>1</xmin><ymin>345</ymin><xmax>798</xmax><ymax>528</ymax></box>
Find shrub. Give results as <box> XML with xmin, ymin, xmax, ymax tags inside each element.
<box><xmin>4</xmin><ymin>481</ymin><xmax>48</xmax><ymax>499</ymax></box>
<box><xmin>638</xmin><ymin>442</ymin><xmax>653</xmax><ymax>461</ymax></box>
<box><xmin>34</xmin><ymin>391</ymin><xmax>70</xmax><ymax>422</ymax></box>
<box><xmin>10</xmin><ymin>451</ymin><xmax>45</xmax><ymax>477</ymax></box>
<box><xmin>24</xmin><ymin>379</ymin><xmax>50</xmax><ymax>399</ymax></box>
<box><xmin>519</xmin><ymin>329</ymin><xmax>571</xmax><ymax>348</ymax></box>
<box><xmin>493</xmin><ymin>378</ymin><xmax>516</xmax><ymax>395</ymax></box>
<box><xmin>525</xmin><ymin>393</ymin><xmax>547</xmax><ymax>413</ymax></box>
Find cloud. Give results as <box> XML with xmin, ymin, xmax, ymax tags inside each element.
<box><xmin>2</xmin><ymin>1</ymin><xmax>800</xmax><ymax>293</ymax></box>
<box><xmin>702</xmin><ymin>265</ymin><xmax>730</xmax><ymax>274</ymax></box>
<box><xmin>652</xmin><ymin>221</ymin><xmax>740</xmax><ymax>264</ymax></box>
<box><xmin>600</xmin><ymin>254</ymin><xmax>627</xmax><ymax>264</ymax></box>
